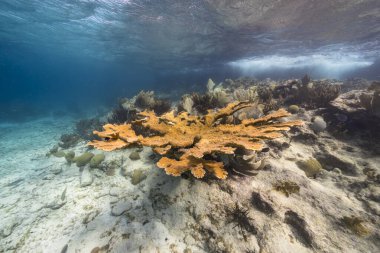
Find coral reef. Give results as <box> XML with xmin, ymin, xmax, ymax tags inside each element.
<box><xmin>124</xmin><ymin>90</ymin><xmax>171</xmax><ymax>115</ymax></box>
<box><xmin>223</xmin><ymin>77</ymin><xmax>256</xmax><ymax>89</ymax></box>
<box><xmin>56</xmin><ymin>119</ymin><xmax>103</xmax><ymax>152</ymax></box>
<box><xmin>284</xmin><ymin>80</ymin><xmax>341</xmax><ymax>108</ymax></box>
<box><xmin>109</xmin><ymin>91</ymin><xmax>172</xmax><ymax>124</ymax></box>
<box><xmin>3</xmin><ymin>78</ymin><xmax>380</xmax><ymax>253</ymax></box>
<box><xmin>75</xmin><ymin>118</ymin><xmax>103</xmax><ymax>140</ymax></box>
<box><xmin>176</xmin><ymin>77</ymin><xmax>341</xmax><ymax>120</ymax></box>
<box><xmin>325</xmin><ymin>84</ymin><xmax>380</xmax><ymax>148</ymax></box>
<box><xmin>179</xmin><ymin>92</ymin><xmax>221</xmax><ymax>115</ymax></box>
<box><xmin>134</xmin><ymin>90</ymin><xmax>156</xmax><ymax>109</ymax></box>
<box><xmin>359</xmin><ymin>82</ymin><xmax>380</xmax><ymax>117</ymax></box>
<box><xmin>254</xmin><ymin>78</ymin><xmax>341</xmax><ymax>109</ymax></box>
<box><xmin>89</xmin><ymin>102</ymin><xmax>302</xmax><ymax>179</ymax></box>
<box><xmin>178</xmin><ymin>79</ymin><xmax>234</xmax><ymax>115</ymax></box>
<box><xmin>301</xmin><ymin>74</ymin><xmax>311</xmax><ymax>85</ymax></box>
<box><xmin>59</xmin><ymin>133</ymin><xmax>81</xmax><ymax>149</ymax></box>
<box><xmin>341</xmin><ymin>78</ymin><xmax>371</xmax><ymax>92</ymax></box>
<box><xmin>305</xmin><ymin>81</ymin><xmax>341</xmax><ymax>107</ymax></box>
<box><xmin>108</xmin><ymin>104</ymin><xmax>135</xmax><ymax>124</ymax></box>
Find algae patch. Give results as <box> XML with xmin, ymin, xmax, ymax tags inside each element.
<box><xmin>274</xmin><ymin>181</ymin><xmax>300</xmax><ymax>197</ymax></box>
<box><xmin>342</xmin><ymin>216</ymin><xmax>370</xmax><ymax>236</ymax></box>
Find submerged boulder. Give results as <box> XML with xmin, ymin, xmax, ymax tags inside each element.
<box><xmin>80</xmin><ymin>167</ymin><xmax>93</xmax><ymax>187</ymax></box>
<box><xmin>129</xmin><ymin>151</ymin><xmax>140</xmax><ymax>161</ymax></box>
<box><xmin>50</xmin><ymin>163</ymin><xmax>63</xmax><ymax>175</ymax></box>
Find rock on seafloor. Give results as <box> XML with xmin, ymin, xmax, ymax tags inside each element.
<box><xmin>130</xmin><ymin>169</ymin><xmax>147</xmax><ymax>185</ymax></box>
<box><xmin>111</xmin><ymin>201</ymin><xmax>132</xmax><ymax>216</ymax></box>
<box><xmin>80</xmin><ymin>167</ymin><xmax>93</xmax><ymax>187</ymax></box>
<box><xmin>129</xmin><ymin>151</ymin><xmax>141</xmax><ymax>161</ymax></box>
<box><xmin>49</xmin><ymin>163</ymin><xmax>63</xmax><ymax>174</ymax></box>
<box><xmin>1</xmin><ymin>219</ymin><xmax>19</xmax><ymax>238</ymax></box>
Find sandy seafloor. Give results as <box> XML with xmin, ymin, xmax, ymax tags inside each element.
<box><xmin>0</xmin><ymin>111</ymin><xmax>379</xmax><ymax>253</ymax></box>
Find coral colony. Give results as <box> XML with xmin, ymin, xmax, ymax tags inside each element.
<box><xmin>89</xmin><ymin>102</ymin><xmax>303</xmax><ymax>179</ymax></box>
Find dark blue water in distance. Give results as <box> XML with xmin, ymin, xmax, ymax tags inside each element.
<box><xmin>1</xmin><ymin>0</ymin><xmax>379</xmax><ymax>121</ymax></box>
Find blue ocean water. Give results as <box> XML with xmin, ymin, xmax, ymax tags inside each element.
<box><xmin>1</xmin><ymin>0</ymin><xmax>379</xmax><ymax>121</ymax></box>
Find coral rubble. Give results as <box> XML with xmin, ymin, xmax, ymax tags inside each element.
<box><xmin>89</xmin><ymin>102</ymin><xmax>302</xmax><ymax>179</ymax></box>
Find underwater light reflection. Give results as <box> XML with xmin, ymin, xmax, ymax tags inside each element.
<box><xmin>228</xmin><ymin>54</ymin><xmax>375</xmax><ymax>79</ymax></box>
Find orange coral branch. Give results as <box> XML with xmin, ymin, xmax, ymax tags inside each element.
<box><xmin>88</xmin><ymin>124</ymin><xmax>140</xmax><ymax>151</ymax></box>
<box><xmin>89</xmin><ymin>102</ymin><xmax>302</xmax><ymax>179</ymax></box>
